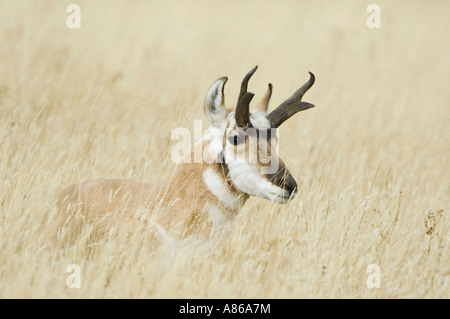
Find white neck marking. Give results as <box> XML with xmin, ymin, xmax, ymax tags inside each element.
<box><xmin>202</xmin><ymin>167</ymin><xmax>241</xmax><ymax>211</ymax></box>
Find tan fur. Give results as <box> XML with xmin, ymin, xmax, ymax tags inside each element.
<box><xmin>57</xmin><ymin>137</ymin><xmax>246</xmax><ymax>240</ymax></box>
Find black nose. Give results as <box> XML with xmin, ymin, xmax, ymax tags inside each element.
<box><xmin>266</xmin><ymin>165</ymin><xmax>297</xmax><ymax>196</ymax></box>
<box><xmin>285</xmin><ymin>180</ymin><xmax>298</xmax><ymax>195</ymax></box>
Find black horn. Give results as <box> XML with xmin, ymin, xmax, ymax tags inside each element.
<box><xmin>235</xmin><ymin>65</ymin><xmax>258</xmax><ymax>128</ymax></box>
<box><xmin>267</xmin><ymin>72</ymin><xmax>315</xmax><ymax>128</ymax></box>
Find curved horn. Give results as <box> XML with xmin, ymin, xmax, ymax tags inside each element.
<box><xmin>267</xmin><ymin>72</ymin><xmax>315</xmax><ymax>128</ymax></box>
<box><xmin>235</xmin><ymin>65</ymin><xmax>258</xmax><ymax>128</ymax></box>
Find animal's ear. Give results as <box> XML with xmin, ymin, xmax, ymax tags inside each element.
<box><xmin>204</xmin><ymin>77</ymin><xmax>229</xmax><ymax>129</ymax></box>
<box><xmin>252</xmin><ymin>83</ymin><xmax>272</xmax><ymax>114</ymax></box>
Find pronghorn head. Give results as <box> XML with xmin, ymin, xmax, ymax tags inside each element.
<box><xmin>204</xmin><ymin>66</ymin><xmax>315</xmax><ymax>204</ymax></box>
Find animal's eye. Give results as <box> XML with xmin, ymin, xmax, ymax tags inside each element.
<box><xmin>228</xmin><ymin>134</ymin><xmax>244</xmax><ymax>145</ymax></box>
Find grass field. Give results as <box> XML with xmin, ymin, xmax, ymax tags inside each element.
<box><xmin>0</xmin><ymin>0</ymin><xmax>448</xmax><ymax>298</ymax></box>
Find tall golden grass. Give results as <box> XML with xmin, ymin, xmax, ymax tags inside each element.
<box><xmin>0</xmin><ymin>0</ymin><xmax>448</xmax><ymax>298</ymax></box>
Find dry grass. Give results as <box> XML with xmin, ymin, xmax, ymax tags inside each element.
<box><xmin>0</xmin><ymin>0</ymin><xmax>448</xmax><ymax>298</ymax></box>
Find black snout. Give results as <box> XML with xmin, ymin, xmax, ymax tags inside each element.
<box><xmin>266</xmin><ymin>164</ymin><xmax>298</xmax><ymax>196</ymax></box>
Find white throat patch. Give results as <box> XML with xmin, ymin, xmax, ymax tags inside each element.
<box><xmin>202</xmin><ymin>167</ymin><xmax>241</xmax><ymax>211</ymax></box>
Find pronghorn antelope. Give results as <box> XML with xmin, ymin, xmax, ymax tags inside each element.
<box><xmin>57</xmin><ymin>66</ymin><xmax>315</xmax><ymax>241</ymax></box>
